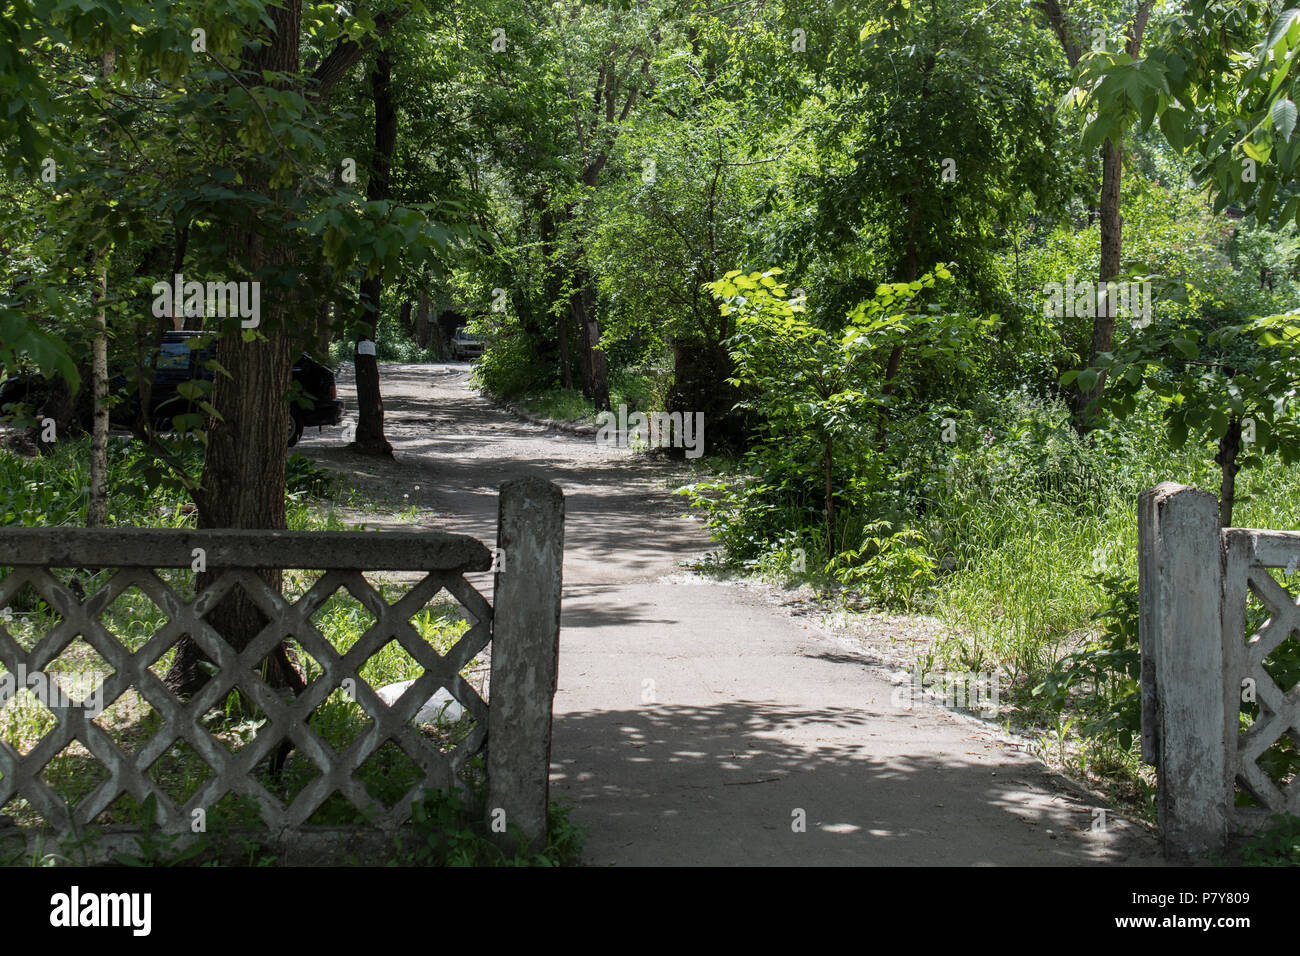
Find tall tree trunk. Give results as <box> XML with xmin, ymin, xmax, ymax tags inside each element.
<box><xmin>547</xmin><ymin>209</ymin><xmax>571</xmax><ymax>391</ymax></box>
<box><xmin>569</xmin><ymin>268</ymin><xmax>609</xmax><ymax>410</ymax></box>
<box><xmin>876</xmin><ymin>199</ymin><xmax>922</xmax><ymax>445</ymax></box>
<box><xmin>1057</xmin><ymin>0</ymin><xmax>1152</xmax><ymax>433</ymax></box>
<box><xmin>824</xmin><ymin>435</ymin><xmax>834</xmax><ymax>559</ymax></box>
<box><xmin>315</xmin><ymin>298</ymin><xmax>332</xmax><ymax>356</ymax></box>
<box><xmin>538</xmin><ymin>203</ymin><xmax>567</xmax><ymax>386</ymax></box>
<box><xmin>89</xmin><ymin>261</ymin><xmax>109</xmax><ymax>525</ymax></box>
<box><xmin>351</xmin><ymin>46</ymin><xmax>396</xmax><ymax>458</ymax></box>
<box><xmin>1070</xmin><ymin>137</ymin><xmax>1123</xmax><ymax>430</ymax></box>
<box><xmin>164</xmin><ymin>0</ymin><xmax>400</xmax><ymax>698</ymax></box>
<box><xmin>558</xmin><ymin>308</ymin><xmax>572</xmax><ymax>390</ymax></box>
<box><xmin>88</xmin><ymin>47</ymin><xmax>113</xmax><ymax>528</ymax></box>
<box><xmin>167</xmin><ymin>0</ymin><xmax>302</xmax><ymax>698</ymax></box>
<box><xmin>873</xmin><ymin>43</ymin><xmax>935</xmax><ymax>449</ymax></box>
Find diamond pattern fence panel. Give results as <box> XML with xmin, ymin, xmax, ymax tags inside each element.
<box><xmin>0</xmin><ymin>477</ymin><xmax>564</xmax><ymax>862</ymax></box>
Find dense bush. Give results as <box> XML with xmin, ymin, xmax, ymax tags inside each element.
<box><xmin>471</xmin><ymin>327</ymin><xmax>555</xmax><ymax>400</ymax></box>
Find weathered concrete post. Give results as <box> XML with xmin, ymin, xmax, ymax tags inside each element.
<box><xmin>487</xmin><ymin>477</ymin><xmax>564</xmax><ymax>854</ymax></box>
<box><xmin>1138</xmin><ymin>482</ymin><xmax>1228</xmax><ymax>859</ymax></box>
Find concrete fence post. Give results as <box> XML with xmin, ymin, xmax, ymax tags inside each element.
<box><xmin>487</xmin><ymin>477</ymin><xmax>565</xmax><ymax>854</ymax></box>
<box><xmin>1138</xmin><ymin>482</ymin><xmax>1228</xmax><ymax>859</ymax></box>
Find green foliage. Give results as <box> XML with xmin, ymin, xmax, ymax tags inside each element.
<box><xmin>826</xmin><ymin>520</ymin><xmax>937</xmax><ymax>611</ymax></box>
<box><xmin>1237</xmin><ymin>813</ymin><xmax>1300</xmax><ymax>865</ymax></box>
<box><xmin>399</xmin><ymin>787</ymin><xmax>586</xmax><ymax>867</ymax></box>
<box><xmin>1032</xmin><ymin>571</ymin><xmax>1142</xmax><ymax>751</ymax></box>
<box><xmin>113</xmin><ymin>793</ymin><xmax>211</xmax><ymax>867</ymax></box>
<box><xmin>679</xmin><ymin>466</ymin><xmax>830</xmax><ymax>566</ymax></box>
<box><xmin>1077</xmin><ymin>2</ymin><xmax>1300</xmax><ymax>236</ymax></box>
<box><xmin>0</xmin><ymin>439</ymin><xmax>189</xmax><ymax>527</ymax></box>
<box><xmin>789</xmin><ymin>0</ymin><xmax>1067</xmax><ymax>319</ymax></box>
<box><xmin>495</xmin><ymin>370</ymin><xmax>668</xmax><ymax>425</ymax></box>
<box><xmin>0</xmin><ymin>440</ymin><xmax>334</xmax><ymax>529</ymax></box>
<box><xmin>716</xmin><ymin>263</ymin><xmax>988</xmax><ymax>458</ymax></box>
<box><xmin>1071</xmin><ymin>307</ymin><xmax>1300</xmax><ymax>518</ymax></box>
<box><xmin>689</xmin><ymin>263</ymin><xmax>988</xmax><ymax>597</ymax></box>
<box><xmin>471</xmin><ymin>327</ymin><xmax>556</xmax><ymax>400</ymax></box>
<box><xmin>0</xmin><ymin>312</ymin><xmax>79</xmax><ymax>391</ymax></box>
<box><xmin>328</xmin><ymin>314</ymin><xmax>434</xmax><ymax>365</ymax></box>
<box><xmin>14</xmin><ymin>783</ymin><xmax>585</xmax><ymax>866</ymax></box>
<box><xmin>285</xmin><ymin>452</ymin><xmax>334</xmax><ymax>498</ymax></box>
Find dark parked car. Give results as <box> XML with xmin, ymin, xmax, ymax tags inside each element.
<box><xmin>126</xmin><ymin>332</ymin><xmax>344</xmax><ymax>447</ymax></box>
<box><xmin>0</xmin><ymin>331</ymin><xmax>343</xmax><ymax>448</ymax></box>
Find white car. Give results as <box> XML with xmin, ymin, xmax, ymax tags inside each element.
<box><xmin>450</xmin><ymin>326</ymin><xmax>485</xmax><ymax>360</ymax></box>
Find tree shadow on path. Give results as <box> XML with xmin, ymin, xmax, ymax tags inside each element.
<box><xmin>551</xmin><ymin>699</ymin><xmax>1163</xmax><ymax>866</ymax></box>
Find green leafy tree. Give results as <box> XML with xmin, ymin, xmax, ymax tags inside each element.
<box><xmin>1072</xmin><ymin>309</ymin><xmax>1300</xmax><ymax>526</ymax></box>
<box><xmin>777</xmin><ymin>0</ymin><xmax>1064</xmax><ymax>443</ymax></box>
<box><xmin>710</xmin><ymin>263</ymin><xmax>989</xmax><ymax>556</ymax></box>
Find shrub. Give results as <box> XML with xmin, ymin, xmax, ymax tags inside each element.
<box><xmin>1237</xmin><ymin>813</ymin><xmax>1300</xmax><ymax>865</ymax></box>
<box><xmin>827</xmin><ymin>520</ymin><xmax>938</xmax><ymax>611</ymax></box>
<box><xmin>471</xmin><ymin>328</ymin><xmax>554</xmax><ymax>399</ymax></box>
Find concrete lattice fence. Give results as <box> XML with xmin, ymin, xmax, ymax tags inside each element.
<box><xmin>1140</xmin><ymin>482</ymin><xmax>1300</xmax><ymax>859</ymax></box>
<box><xmin>0</xmin><ymin>476</ymin><xmax>563</xmax><ymax>862</ymax></box>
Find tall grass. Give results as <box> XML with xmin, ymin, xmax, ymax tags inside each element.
<box><xmin>932</xmin><ymin>415</ymin><xmax>1300</xmax><ymax>687</ymax></box>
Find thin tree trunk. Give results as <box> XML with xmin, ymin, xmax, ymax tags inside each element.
<box><xmin>1216</xmin><ymin>417</ymin><xmax>1242</xmax><ymax>528</ymax></box>
<box><xmin>530</xmin><ymin>199</ymin><xmax>562</xmax><ymax>379</ymax></box>
<box><xmin>874</xmin><ymin>46</ymin><xmax>934</xmax><ymax>449</ymax></box>
<box><xmin>415</xmin><ymin>292</ymin><xmax>430</xmax><ymax>350</ymax></box>
<box><xmin>88</xmin><ymin>47</ymin><xmax>114</xmax><ymax>528</ymax></box>
<box><xmin>1071</xmin><ymin>137</ymin><xmax>1122</xmax><ymax>430</ymax></box>
<box><xmin>431</xmin><ymin>319</ymin><xmax>445</xmax><ymax>359</ymax></box>
<box><xmin>352</xmin><ymin>46</ymin><xmax>396</xmax><ymax>458</ymax></box>
<box><xmin>1063</xmin><ymin>1</ymin><xmax>1152</xmax><ymax>433</ymax></box>
<box><xmin>315</xmin><ymin>298</ymin><xmax>332</xmax><ymax>356</ymax></box>
<box><xmin>353</xmin><ymin>277</ymin><xmax>392</xmax><ymax>452</ymax></box>
<box><xmin>89</xmin><ymin>262</ymin><xmax>109</xmax><ymax>526</ymax></box>
<box><xmin>876</xmin><ymin>225</ymin><xmax>921</xmax><ymax>445</ymax></box>
<box><xmin>559</xmin><ymin>310</ymin><xmax>572</xmax><ymax>389</ymax></box>
<box><xmin>569</xmin><ymin>269</ymin><xmax>609</xmax><ymax>410</ymax></box>
<box><xmin>824</xmin><ymin>435</ymin><xmax>834</xmax><ymax>559</ymax></box>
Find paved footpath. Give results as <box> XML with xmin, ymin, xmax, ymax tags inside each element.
<box><xmin>305</xmin><ymin>363</ymin><xmax>1163</xmax><ymax>866</ymax></box>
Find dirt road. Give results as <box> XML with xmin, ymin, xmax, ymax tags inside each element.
<box><xmin>300</xmin><ymin>362</ymin><xmax>1163</xmax><ymax>866</ymax></box>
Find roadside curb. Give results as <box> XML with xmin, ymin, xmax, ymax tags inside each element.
<box><xmin>478</xmin><ymin>390</ymin><xmax>598</xmax><ymax>437</ymax></box>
